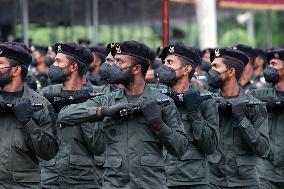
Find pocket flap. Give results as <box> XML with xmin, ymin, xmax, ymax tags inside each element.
<box><xmin>207</xmin><ymin>154</ymin><xmax>221</xmax><ymax>164</ymax></box>
<box><xmin>103</xmin><ymin>156</ymin><xmax>123</xmax><ymax>168</ymax></box>
<box><xmin>94</xmin><ymin>155</ymin><xmax>105</xmax><ymax>166</ymax></box>
<box><xmin>42</xmin><ymin>159</ymin><xmax>56</xmax><ymax>167</ymax></box>
<box><xmin>180</xmin><ymin>148</ymin><xmax>204</xmax><ymax>160</ymax></box>
<box><xmin>236</xmin><ymin>156</ymin><xmax>256</xmax><ymax>166</ymax></box>
<box><xmin>70</xmin><ymin>155</ymin><xmax>93</xmax><ymax>166</ymax></box>
<box><xmin>141</xmin><ymin>154</ymin><xmax>164</xmax><ymax>167</ymax></box>
<box><xmin>13</xmin><ymin>171</ymin><xmax>40</xmax><ymax>183</ymax></box>
<box><xmin>103</xmin><ymin>117</ymin><xmax>121</xmax><ymax>126</ymax></box>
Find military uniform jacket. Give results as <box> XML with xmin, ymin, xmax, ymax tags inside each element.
<box><xmin>165</xmin><ymin>89</ymin><xmax>219</xmax><ymax>186</ymax></box>
<box><xmin>58</xmin><ymin>85</ymin><xmax>188</xmax><ymax>189</ymax></box>
<box><xmin>40</xmin><ymin>84</ymin><xmax>105</xmax><ymax>189</ymax></box>
<box><xmin>250</xmin><ymin>87</ymin><xmax>284</xmax><ymax>182</ymax></box>
<box><xmin>208</xmin><ymin>88</ymin><xmax>270</xmax><ymax>187</ymax></box>
<box><xmin>0</xmin><ymin>85</ymin><xmax>58</xmax><ymax>189</ymax></box>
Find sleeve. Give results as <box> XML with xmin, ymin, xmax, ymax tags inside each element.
<box><xmin>19</xmin><ymin>103</ymin><xmax>59</xmax><ymax>161</ymax></box>
<box><xmin>237</xmin><ymin>104</ymin><xmax>270</xmax><ymax>157</ymax></box>
<box><xmin>57</xmin><ymin>97</ymin><xmax>102</xmax><ymax>126</ymax></box>
<box><xmin>80</xmin><ymin>122</ymin><xmax>106</xmax><ymax>156</ymax></box>
<box><xmin>157</xmin><ymin>100</ymin><xmax>188</xmax><ymax>158</ymax></box>
<box><xmin>188</xmin><ymin>98</ymin><xmax>219</xmax><ymax>154</ymax></box>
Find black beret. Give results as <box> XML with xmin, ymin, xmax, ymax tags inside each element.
<box><xmin>267</xmin><ymin>49</ymin><xmax>284</xmax><ymax>63</ymax></box>
<box><xmin>30</xmin><ymin>45</ymin><xmax>48</xmax><ymax>54</ymax></box>
<box><xmin>202</xmin><ymin>48</ymin><xmax>213</xmax><ymax>55</ymax></box>
<box><xmin>0</xmin><ymin>43</ymin><xmax>32</xmax><ymax>66</ymax></box>
<box><xmin>54</xmin><ymin>42</ymin><xmax>93</xmax><ymax>65</ymax></box>
<box><xmin>254</xmin><ymin>48</ymin><xmax>266</xmax><ymax>57</ymax></box>
<box><xmin>4</xmin><ymin>42</ymin><xmax>30</xmax><ymax>52</ymax></box>
<box><xmin>210</xmin><ymin>48</ymin><xmax>249</xmax><ymax>67</ymax></box>
<box><xmin>106</xmin><ymin>43</ymin><xmax>117</xmax><ymax>54</ymax></box>
<box><xmin>89</xmin><ymin>46</ymin><xmax>107</xmax><ymax>62</ymax></box>
<box><xmin>159</xmin><ymin>42</ymin><xmax>201</xmax><ymax>67</ymax></box>
<box><xmin>233</xmin><ymin>44</ymin><xmax>257</xmax><ymax>60</ymax></box>
<box><xmin>111</xmin><ymin>40</ymin><xmax>152</xmax><ymax>62</ymax></box>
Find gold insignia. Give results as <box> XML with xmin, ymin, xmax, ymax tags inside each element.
<box><xmin>116</xmin><ymin>45</ymin><xmax>122</xmax><ymax>54</ymax></box>
<box><xmin>169</xmin><ymin>46</ymin><xmax>175</xmax><ymax>53</ymax></box>
<box><xmin>274</xmin><ymin>52</ymin><xmax>279</xmax><ymax>59</ymax></box>
<box><xmin>57</xmin><ymin>45</ymin><xmax>62</xmax><ymax>53</ymax></box>
<box><xmin>215</xmin><ymin>49</ymin><xmax>220</xmax><ymax>57</ymax></box>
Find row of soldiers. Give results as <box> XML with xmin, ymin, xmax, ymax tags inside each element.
<box><xmin>0</xmin><ymin>40</ymin><xmax>283</xmax><ymax>189</ymax></box>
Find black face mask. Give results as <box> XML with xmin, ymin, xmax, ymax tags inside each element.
<box><xmin>0</xmin><ymin>66</ymin><xmax>14</xmax><ymax>88</ymax></box>
<box><xmin>263</xmin><ymin>66</ymin><xmax>280</xmax><ymax>84</ymax></box>
<box><xmin>200</xmin><ymin>61</ymin><xmax>211</xmax><ymax>72</ymax></box>
<box><xmin>48</xmin><ymin>65</ymin><xmax>71</xmax><ymax>84</ymax></box>
<box><xmin>107</xmin><ymin>64</ymin><xmax>134</xmax><ymax>85</ymax></box>
<box><xmin>208</xmin><ymin>69</ymin><xmax>228</xmax><ymax>89</ymax></box>
<box><xmin>99</xmin><ymin>62</ymin><xmax>111</xmax><ymax>81</ymax></box>
<box><xmin>156</xmin><ymin>65</ymin><xmax>184</xmax><ymax>87</ymax></box>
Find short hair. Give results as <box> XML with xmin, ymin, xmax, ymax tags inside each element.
<box><xmin>177</xmin><ymin>56</ymin><xmax>196</xmax><ymax>79</ymax></box>
<box><xmin>8</xmin><ymin>58</ymin><xmax>28</xmax><ymax>80</ymax></box>
<box><xmin>223</xmin><ymin>58</ymin><xmax>244</xmax><ymax>80</ymax></box>
<box><xmin>131</xmin><ymin>56</ymin><xmax>149</xmax><ymax>78</ymax></box>
<box><xmin>66</xmin><ymin>55</ymin><xmax>88</xmax><ymax>77</ymax></box>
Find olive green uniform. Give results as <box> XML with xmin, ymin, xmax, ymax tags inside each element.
<box><xmin>57</xmin><ymin>85</ymin><xmax>188</xmax><ymax>189</ymax></box>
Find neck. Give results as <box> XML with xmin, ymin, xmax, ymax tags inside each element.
<box><xmin>125</xmin><ymin>79</ymin><xmax>145</xmax><ymax>96</ymax></box>
<box><xmin>276</xmin><ymin>79</ymin><xmax>284</xmax><ymax>91</ymax></box>
<box><xmin>91</xmin><ymin>67</ymin><xmax>100</xmax><ymax>75</ymax></box>
<box><xmin>221</xmin><ymin>80</ymin><xmax>240</xmax><ymax>97</ymax></box>
<box><xmin>2</xmin><ymin>80</ymin><xmax>24</xmax><ymax>93</ymax></box>
<box><xmin>172</xmin><ymin>76</ymin><xmax>190</xmax><ymax>93</ymax></box>
<box><xmin>63</xmin><ymin>75</ymin><xmax>84</xmax><ymax>91</ymax></box>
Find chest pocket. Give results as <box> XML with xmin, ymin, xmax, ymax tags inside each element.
<box><xmin>103</xmin><ymin>118</ymin><xmax>123</xmax><ymax>143</ymax></box>
<box><xmin>12</xmin><ymin>124</ymin><xmax>29</xmax><ymax>152</ymax></box>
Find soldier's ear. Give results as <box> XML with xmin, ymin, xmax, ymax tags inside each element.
<box><xmin>183</xmin><ymin>64</ymin><xmax>192</xmax><ymax>76</ymax></box>
<box><xmin>228</xmin><ymin>68</ymin><xmax>236</xmax><ymax>78</ymax></box>
<box><xmin>12</xmin><ymin>65</ymin><xmax>21</xmax><ymax>77</ymax></box>
<box><xmin>133</xmin><ymin>64</ymin><xmax>141</xmax><ymax>75</ymax></box>
<box><xmin>70</xmin><ymin>63</ymin><xmax>78</xmax><ymax>73</ymax></box>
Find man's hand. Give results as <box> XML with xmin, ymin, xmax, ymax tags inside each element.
<box><xmin>13</xmin><ymin>98</ymin><xmax>42</xmax><ymax>124</ymax></box>
<box><xmin>140</xmin><ymin>96</ymin><xmax>163</xmax><ymax>130</ymax></box>
<box><xmin>184</xmin><ymin>89</ymin><xmax>211</xmax><ymax>113</ymax></box>
<box><xmin>230</xmin><ymin>99</ymin><xmax>247</xmax><ymax>123</ymax></box>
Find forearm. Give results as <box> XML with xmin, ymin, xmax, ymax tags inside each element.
<box><xmin>58</xmin><ymin>102</ymin><xmax>101</xmax><ymax>126</ymax></box>
<box><xmin>189</xmin><ymin>111</ymin><xmax>218</xmax><ymax>154</ymax></box>
<box><xmin>238</xmin><ymin>117</ymin><xmax>270</xmax><ymax>157</ymax></box>
<box><xmin>19</xmin><ymin>119</ymin><xmax>58</xmax><ymax>160</ymax></box>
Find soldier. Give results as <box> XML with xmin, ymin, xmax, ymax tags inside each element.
<box><xmin>0</xmin><ymin>42</ymin><xmax>58</xmax><ymax>188</ymax></box>
<box><xmin>41</xmin><ymin>42</ymin><xmax>104</xmax><ymax>189</ymax></box>
<box><xmin>250</xmin><ymin>49</ymin><xmax>284</xmax><ymax>189</ymax></box>
<box><xmin>234</xmin><ymin>44</ymin><xmax>257</xmax><ymax>93</ymax></box>
<box><xmin>155</xmin><ymin>42</ymin><xmax>219</xmax><ymax>188</ymax></box>
<box><xmin>249</xmin><ymin>48</ymin><xmax>271</xmax><ymax>90</ymax></box>
<box><xmin>30</xmin><ymin>45</ymin><xmax>52</xmax><ymax>90</ymax></box>
<box><xmin>57</xmin><ymin>40</ymin><xmax>188</xmax><ymax>189</ymax></box>
<box><xmin>207</xmin><ymin>48</ymin><xmax>270</xmax><ymax>189</ymax></box>
<box><xmin>87</xmin><ymin>46</ymin><xmax>108</xmax><ymax>86</ymax></box>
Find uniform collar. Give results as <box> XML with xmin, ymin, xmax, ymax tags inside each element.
<box><xmin>115</xmin><ymin>84</ymin><xmax>153</xmax><ymax>100</ymax></box>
